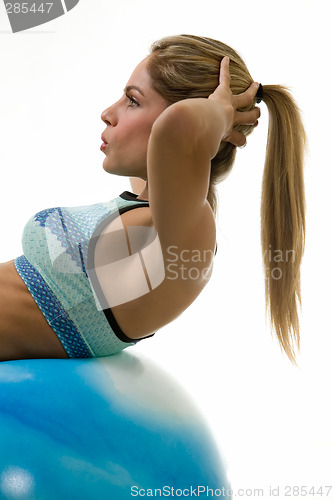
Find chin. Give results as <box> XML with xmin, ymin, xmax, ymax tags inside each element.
<box><xmin>102</xmin><ymin>156</ymin><xmax>147</xmax><ymax>178</ymax></box>
<box><xmin>102</xmin><ymin>160</ymin><xmax>121</xmax><ymax>176</ymax></box>
<box><xmin>102</xmin><ymin>162</ymin><xmax>132</xmax><ymax>178</ymax></box>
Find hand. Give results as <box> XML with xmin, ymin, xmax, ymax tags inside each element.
<box><xmin>208</xmin><ymin>56</ymin><xmax>260</xmax><ymax>148</ymax></box>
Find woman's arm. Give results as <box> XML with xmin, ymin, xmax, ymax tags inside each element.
<box><xmin>147</xmin><ymin>57</ymin><xmax>260</xmax><ymax>248</ymax></box>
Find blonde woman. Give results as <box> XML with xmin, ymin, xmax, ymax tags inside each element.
<box><xmin>0</xmin><ymin>35</ymin><xmax>306</xmax><ymax>363</ymax></box>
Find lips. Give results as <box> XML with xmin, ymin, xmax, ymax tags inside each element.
<box><xmin>100</xmin><ymin>134</ymin><xmax>108</xmax><ymax>152</ymax></box>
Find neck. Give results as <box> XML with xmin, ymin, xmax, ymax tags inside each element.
<box><xmin>137</xmin><ymin>181</ymin><xmax>149</xmax><ymax>201</ymax></box>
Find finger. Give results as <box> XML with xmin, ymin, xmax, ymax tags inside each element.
<box><xmin>233</xmin><ymin>82</ymin><xmax>260</xmax><ymax>109</ymax></box>
<box><xmin>225</xmin><ymin>129</ymin><xmax>247</xmax><ymax>148</ymax></box>
<box><xmin>219</xmin><ymin>56</ymin><xmax>230</xmax><ymax>86</ymax></box>
<box><xmin>234</xmin><ymin>107</ymin><xmax>261</xmax><ymax>125</ymax></box>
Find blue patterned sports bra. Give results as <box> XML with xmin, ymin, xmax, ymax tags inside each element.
<box><xmin>14</xmin><ymin>191</ymin><xmax>155</xmax><ymax>358</ymax></box>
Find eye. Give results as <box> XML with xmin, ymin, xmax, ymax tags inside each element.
<box><xmin>126</xmin><ymin>93</ymin><xmax>139</xmax><ymax>107</ymax></box>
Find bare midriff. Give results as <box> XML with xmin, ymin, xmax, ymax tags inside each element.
<box><xmin>0</xmin><ymin>255</ymin><xmax>206</xmax><ymax>362</ymax></box>
<box><xmin>0</xmin><ymin>259</ymin><xmax>69</xmax><ymax>361</ymax></box>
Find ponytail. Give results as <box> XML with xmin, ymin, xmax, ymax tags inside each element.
<box><xmin>148</xmin><ymin>34</ymin><xmax>307</xmax><ymax>364</ymax></box>
<box><xmin>260</xmin><ymin>85</ymin><xmax>307</xmax><ymax>365</ymax></box>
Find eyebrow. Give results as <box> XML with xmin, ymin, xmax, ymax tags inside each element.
<box><xmin>124</xmin><ymin>85</ymin><xmax>145</xmax><ymax>97</ymax></box>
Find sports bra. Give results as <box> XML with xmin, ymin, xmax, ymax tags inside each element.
<box><xmin>14</xmin><ymin>191</ymin><xmax>156</xmax><ymax>358</ymax></box>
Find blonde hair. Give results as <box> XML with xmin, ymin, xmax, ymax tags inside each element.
<box><xmin>148</xmin><ymin>34</ymin><xmax>307</xmax><ymax>365</ymax></box>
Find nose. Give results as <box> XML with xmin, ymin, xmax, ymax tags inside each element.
<box><xmin>101</xmin><ymin>102</ymin><xmax>118</xmax><ymax>126</ymax></box>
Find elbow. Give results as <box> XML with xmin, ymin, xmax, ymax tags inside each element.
<box><xmin>151</xmin><ymin>101</ymin><xmax>207</xmax><ymax>155</ymax></box>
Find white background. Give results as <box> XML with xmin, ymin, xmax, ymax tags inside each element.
<box><xmin>0</xmin><ymin>0</ymin><xmax>332</xmax><ymax>497</ymax></box>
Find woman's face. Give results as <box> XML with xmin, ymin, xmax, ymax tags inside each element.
<box><xmin>100</xmin><ymin>56</ymin><xmax>169</xmax><ymax>179</ymax></box>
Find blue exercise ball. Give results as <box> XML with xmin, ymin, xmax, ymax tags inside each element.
<box><xmin>0</xmin><ymin>353</ymin><xmax>231</xmax><ymax>499</ymax></box>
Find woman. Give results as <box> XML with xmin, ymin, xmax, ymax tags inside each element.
<box><xmin>0</xmin><ymin>35</ymin><xmax>306</xmax><ymax>364</ymax></box>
